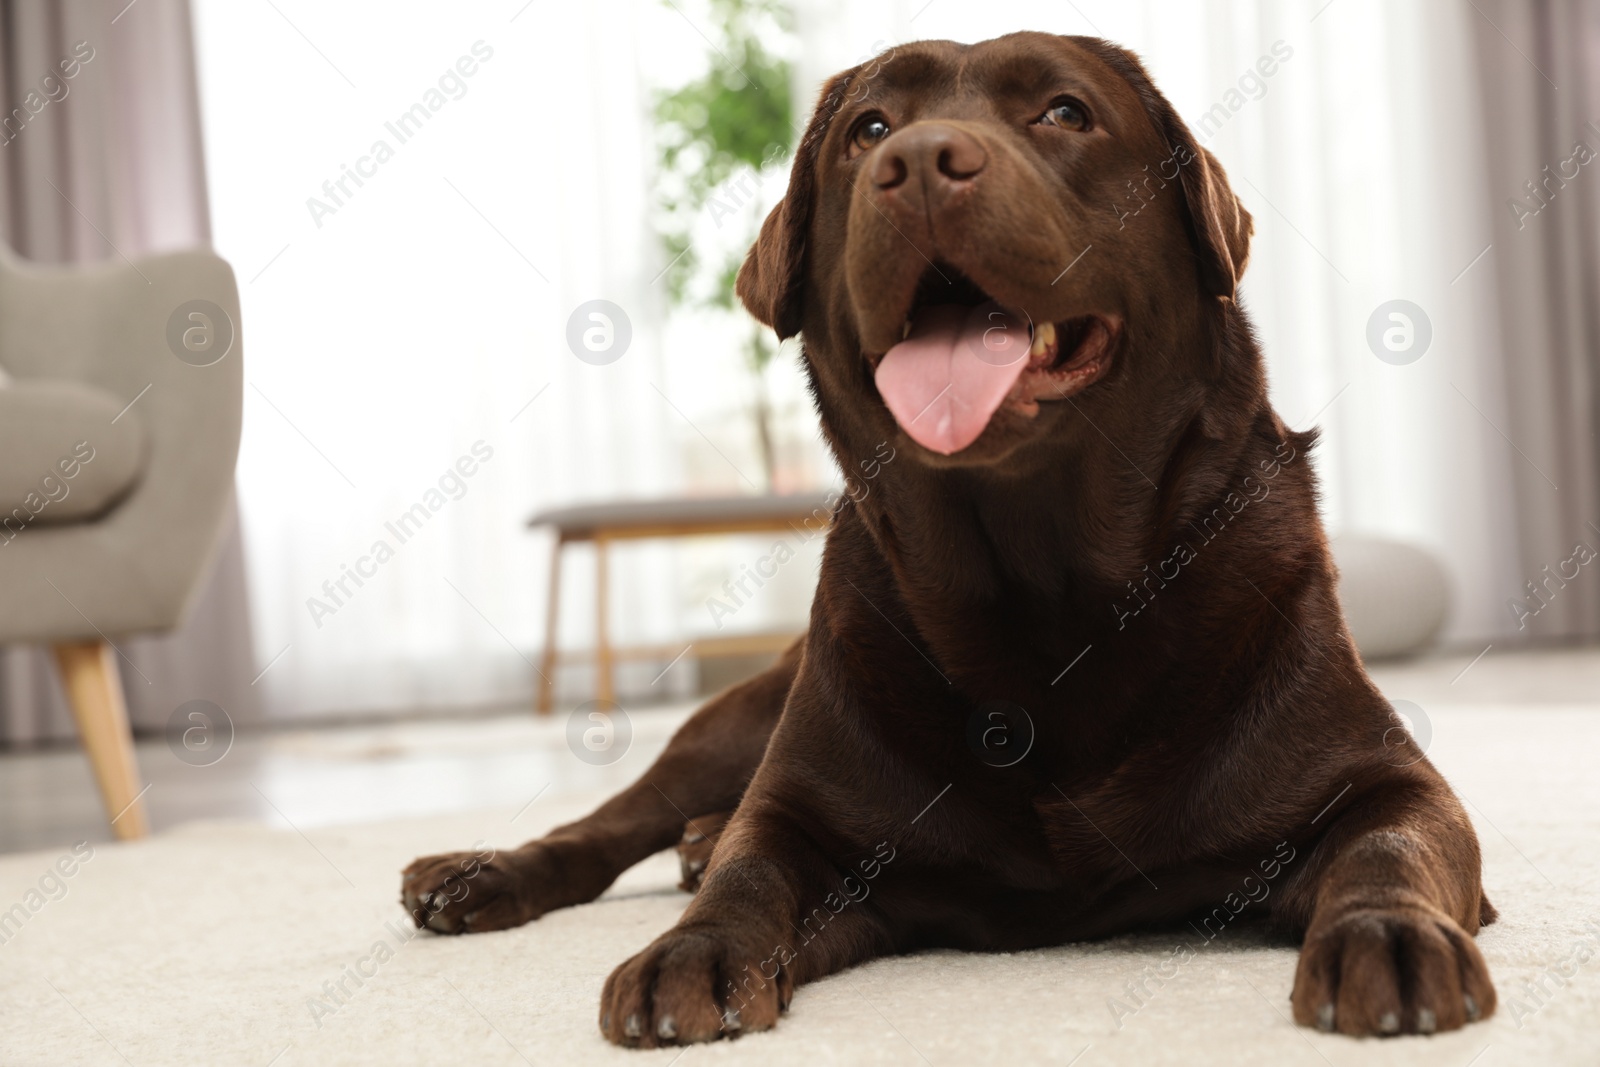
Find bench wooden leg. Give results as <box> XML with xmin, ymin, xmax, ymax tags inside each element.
<box><xmin>51</xmin><ymin>641</ymin><xmax>150</xmax><ymax>840</ymax></box>
<box><xmin>537</xmin><ymin>537</ymin><xmax>563</xmax><ymax>715</ymax></box>
<box><xmin>596</xmin><ymin>534</ymin><xmax>614</xmax><ymax>703</ymax></box>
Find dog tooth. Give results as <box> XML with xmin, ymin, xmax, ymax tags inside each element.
<box><xmin>901</xmin><ymin>320</ymin><xmax>912</xmax><ymax>340</ymax></box>
<box><xmin>1029</xmin><ymin>320</ymin><xmax>1056</xmax><ymax>358</ymax></box>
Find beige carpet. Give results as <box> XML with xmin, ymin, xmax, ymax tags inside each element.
<box><xmin>2</xmin><ymin>703</ymin><xmax>1597</xmax><ymax>1065</ymax></box>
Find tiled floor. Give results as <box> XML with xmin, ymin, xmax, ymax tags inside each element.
<box><xmin>2</xmin><ymin>643</ymin><xmax>1596</xmax><ymax>856</ymax></box>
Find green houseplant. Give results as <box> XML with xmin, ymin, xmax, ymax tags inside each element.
<box><xmin>653</xmin><ymin>0</ymin><xmax>795</xmax><ymax>490</ymax></box>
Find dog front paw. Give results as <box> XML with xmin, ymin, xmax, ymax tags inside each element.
<box><xmin>600</xmin><ymin>926</ymin><xmax>789</xmax><ymax>1047</ymax></box>
<box><xmin>401</xmin><ymin>847</ymin><xmax>535</xmax><ymax>934</ymax></box>
<box><xmin>1292</xmin><ymin>905</ymin><xmax>1495</xmax><ymax>1035</ymax></box>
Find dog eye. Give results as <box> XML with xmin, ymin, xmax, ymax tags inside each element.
<box><xmin>1037</xmin><ymin>97</ymin><xmax>1090</xmax><ymax>131</ymax></box>
<box><xmin>848</xmin><ymin>114</ymin><xmax>892</xmax><ymax>156</ymax></box>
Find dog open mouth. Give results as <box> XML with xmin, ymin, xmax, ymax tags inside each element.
<box><xmin>871</xmin><ymin>267</ymin><xmax>1118</xmax><ymax>455</ymax></box>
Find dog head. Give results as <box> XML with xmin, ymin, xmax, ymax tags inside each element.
<box><xmin>738</xmin><ymin>33</ymin><xmax>1254</xmax><ymax>467</ymax></box>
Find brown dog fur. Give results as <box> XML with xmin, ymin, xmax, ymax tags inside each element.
<box><xmin>403</xmin><ymin>33</ymin><xmax>1495</xmax><ymax>1045</ymax></box>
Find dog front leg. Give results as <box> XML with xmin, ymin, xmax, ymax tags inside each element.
<box><xmin>401</xmin><ymin>640</ymin><xmax>799</xmax><ymax>933</ymax></box>
<box><xmin>1280</xmin><ymin>774</ymin><xmax>1496</xmax><ymax>1036</ymax></box>
<box><xmin>599</xmin><ymin>810</ymin><xmax>891</xmax><ymax>1047</ymax></box>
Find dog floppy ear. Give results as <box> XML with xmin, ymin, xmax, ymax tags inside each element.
<box><xmin>738</xmin><ymin>194</ymin><xmax>806</xmax><ymax>339</ymax></box>
<box><xmin>1074</xmin><ymin>39</ymin><xmax>1253</xmax><ymax>301</ymax></box>
<box><xmin>737</xmin><ymin>69</ymin><xmax>858</xmax><ymax>340</ymax></box>
<box><xmin>1170</xmin><ymin>141</ymin><xmax>1253</xmax><ymax>301</ymax></box>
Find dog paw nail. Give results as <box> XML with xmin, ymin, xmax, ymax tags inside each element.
<box><xmin>1378</xmin><ymin>1012</ymin><xmax>1399</xmax><ymax>1034</ymax></box>
<box><xmin>722</xmin><ymin>1008</ymin><xmax>742</xmax><ymax>1031</ymax></box>
<box><xmin>1316</xmin><ymin>1004</ymin><xmax>1335</xmax><ymax>1032</ymax></box>
<box><xmin>658</xmin><ymin>1015</ymin><xmax>678</xmax><ymax>1039</ymax></box>
<box><xmin>1464</xmin><ymin>995</ymin><xmax>1480</xmax><ymax>1021</ymax></box>
<box><xmin>689</xmin><ymin>860</ymin><xmax>706</xmax><ymax>873</ymax></box>
<box><xmin>624</xmin><ymin>1014</ymin><xmax>643</xmax><ymax>1039</ymax></box>
<box><xmin>683</xmin><ymin>830</ymin><xmax>705</xmax><ymax>844</ymax></box>
<box><xmin>601</xmin><ymin>1012</ymin><xmax>611</xmax><ymax>1032</ymax></box>
<box><xmin>1415</xmin><ymin>1008</ymin><xmax>1437</xmax><ymax>1033</ymax></box>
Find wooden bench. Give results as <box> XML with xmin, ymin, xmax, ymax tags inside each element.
<box><xmin>527</xmin><ymin>491</ymin><xmax>835</xmax><ymax>713</ymax></box>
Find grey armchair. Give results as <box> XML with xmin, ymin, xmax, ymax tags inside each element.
<box><xmin>0</xmin><ymin>241</ymin><xmax>242</xmax><ymax>840</ymax></box>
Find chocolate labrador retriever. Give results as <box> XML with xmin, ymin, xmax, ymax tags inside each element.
<box><xmin>403</xmin><ymin>32</ymin><xmax>1496</xmax><ymax>1044</ymax></box>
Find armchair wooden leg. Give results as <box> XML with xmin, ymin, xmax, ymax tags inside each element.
<box><xmin>51</xmin><ymin>641</ymin><xmax>150</xmax><ymax>841</ymax></box>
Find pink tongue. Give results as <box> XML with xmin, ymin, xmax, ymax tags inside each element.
<box><xmin>874</xmin><ymin>302</ymin><xmax>1031</xmax><ymax>455</ymax></box>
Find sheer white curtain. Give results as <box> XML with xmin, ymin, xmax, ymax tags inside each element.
<box><xmin>193</xmin><ymin>1</ymin><xmax>746</xmax><ymax>719</ymax></box>
<box><xmin>198</xmin><ymin>0</ymin><xmax>1535</xmax><ymax>721</ymax></box>
<box><xmin>797</xmin><ymin>0</ymin><xmax>1523</xmax><ymax>645</ymax></box>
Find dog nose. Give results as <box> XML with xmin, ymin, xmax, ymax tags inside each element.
<box><xmin>871</xmin><ymin>123</ymin><xmax>987</xmax><ymax>193</ymax></box>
